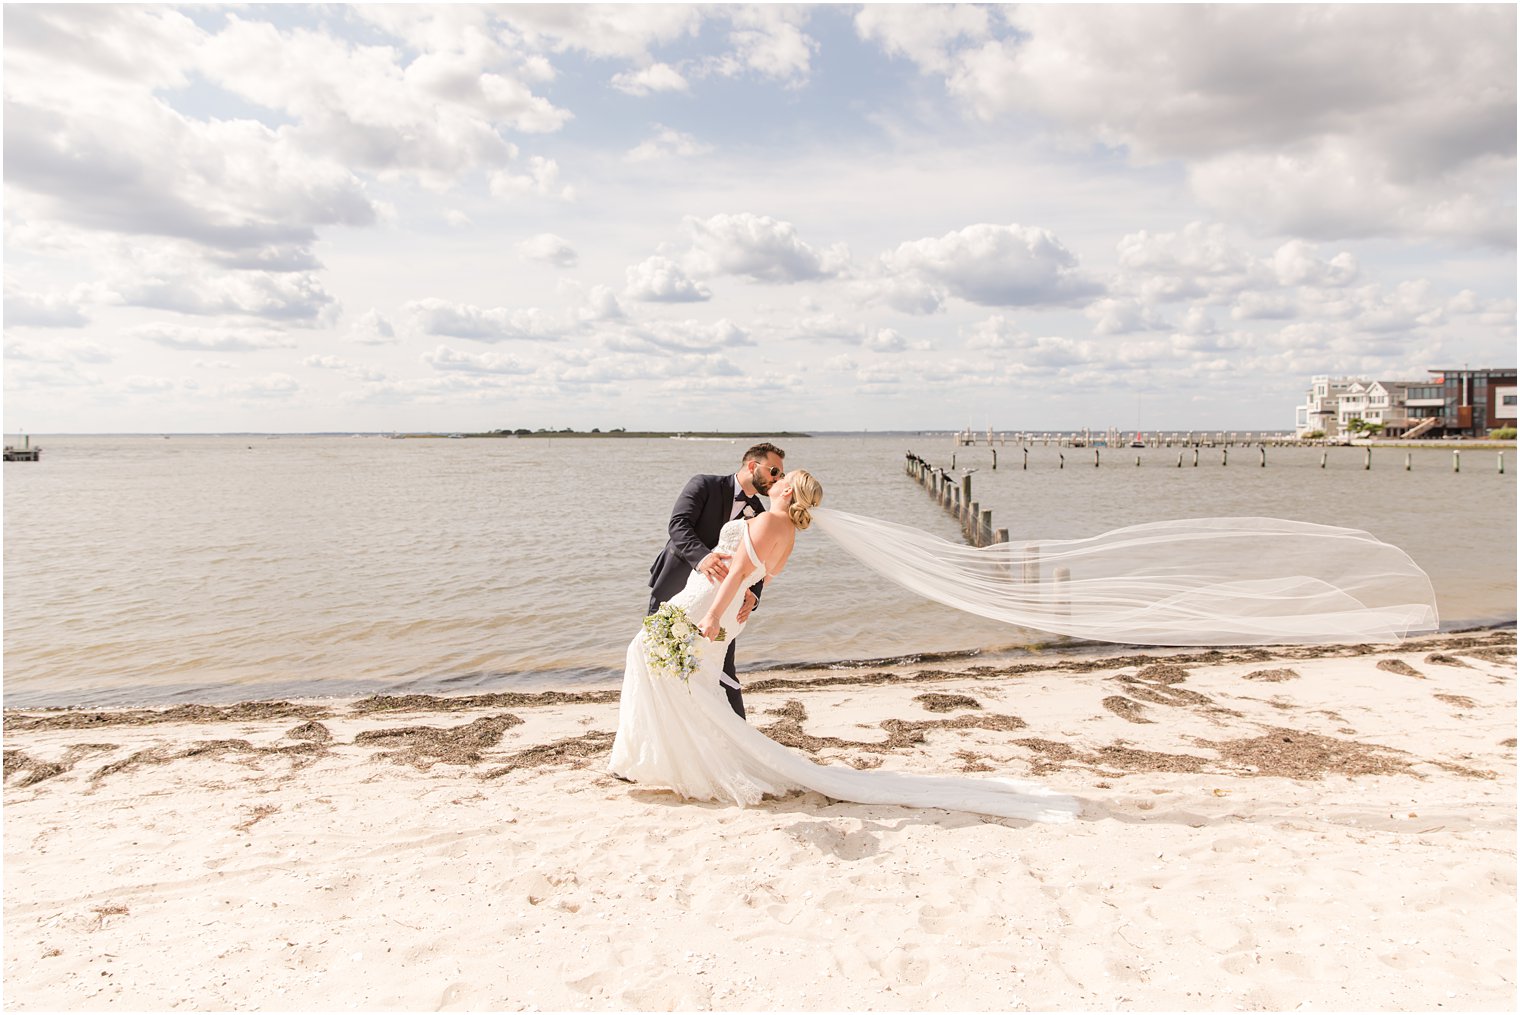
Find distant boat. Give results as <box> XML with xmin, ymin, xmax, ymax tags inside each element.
<box><xmin>1130</xmin><ymin>432</ymin><xmax>1146</xmax><ymax>448</ymax></box>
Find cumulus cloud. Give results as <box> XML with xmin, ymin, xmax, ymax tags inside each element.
<box><xmin>682</xmin><ymin>213</ymin><xmax>848</xmax><ymax>283</ymax></box>
<box><xmin>875</xmin><ymin>223</ymin><xmax>1102</xmax><ymax>312</ymax></box>
<box><xmin>130</xmin><ymin>324</ymin><xmax>297</xmax><ymax>352</ymax></box>
<box><xmin>518</xmin><ymin>233</ymin><xmax>579</xmax><ymax>267</ymax></box>
<box><xmin>605</xmin><ymin>318</ymin><xmax>754</xmax><ymax>354</ymax></box>
<box><xmin>892</xmin><ymin>5</ymin><xmax>1516</xmax><ymax>245</ymax></box>
<box><xmin>611</xmin><ymin>62</ymin><xmax>689</xmax><ymax>96</ymax></box>
<box><xmin>1086</xmin><ymin>298</ymin><xmax>1171</xmax><ymax>336</ymax></box>
<box><xmin>623</xmin><ymin>256</ymin><xmax>712</xmax><ymax>302</ymax></box>
<box><xmin>345</xmin><ymin>309</ymin><xmax>398</xmax><ymax>346</ymax></box>
<box><xmin>422</xmin><ymin>345</ymin><xmax>536</xmax><ymax>375</ymax></box>
<box><xmin>3</xmin><ymin>287</ymin><xmax>91</xmax><ymax>327</ymax></box>
<box><xmin>199</xmin><ymin>15</ymin><xmax>568</xmax><ymax>175</ymax></box>
<box><xmin>489</xmin><ymin>157</ymin><xmax>575</xmax><ymax>202</ymax></box>
<box><xmin>864</xmin><ymin>328</ymin><xmax>908</xmax><ymax>353</ymax></box>
<box><xmin>625</xmin><ymin>126</ymin><xmax>713</xmax><ymax>163</ymax></box>
<box><xmin>107</xmin><ymin>263</ymin><xmax>338</xmax><ymax>323</ymax></box>
<box><xmin>403</xmin><ymin>298</ymin><xmax>562</xmax><ymax>342</ymax></box>
<box><xmin>853</xmin><ymin>3</ymin><xmax>989</xmax><ymax>75</ymax></box>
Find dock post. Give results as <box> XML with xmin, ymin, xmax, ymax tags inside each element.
<box><xmin>1022</xmin><ymin>544</ymin><xmax>1040</xmax><ymax>585</ymax></box>
<box><xmin>1364</xmin><ymin>447</ymin><xmax>1372</xmax><ymax>470</ymax></box>
<box><xmin>1094</xmin><ymin>448</ymin><xmax>1100</xmax><ymax>468</ymax></box>
<box><xmin>995</xmin><ymin>527</ymin><xmax>1008</xmax><ymax>545</ymax></box>
<box><xmin>1176</xmin><ymin>452</ymin><xmax>1183</xmax><ymax>468</ymax></box>
<box><xmin>1135</xmin><ymin>455</ymin><xmax>1141</xmax><ymax>467</ymax></box>
<box><xmin>1405</xmin><ymin>453</ymin><xmax>1412</xmax><ymax>472</ymax></box>
<box><xmin>1222</xmin><ymin>448</ymin><xmax>1228</xmax><ymax>467</ymax></box>
<box><xmin>1500</xmin><ymin>452</ymin><xmax>1505</xmax><ymax>475</ymax></box>
<box><xmin>981</xmin><ymin>509</ymin><xmax>993</xmax><ymax>546</ymax></box>
<box><xmin>1052</xmin><ymin>566</ymin><xmax>1070</xmax><ymax>619</ymax></box>
<box><xmin>1454</xmin><ymin>450</ymin><xmax>1461</xmax><ymax>473</ymax></box>
<box><xmin>1260</xmin><ymin>447</ymin><xmax>1266</xmax><ymax>468</ymax></box>
<box><xmin>1321</xmin><ymin>452</ymin><xmax>1327</xmax><ymax>469</ymax></box>
<box><xmin>1192</xmin><ymin>448</ymin><xmax>1199</xmax><ymax>467</ymax></box>
<box><xmin>991</xmin><ymin>449</ymin><xmax>997</xmax><ymax>470</ymax></box>
<box><xmin>960</xmin><ymin>474</ymin><xmax>972</xmax><ymax>518</ymax></box>
<box><xmin>968</xmin><ymin>500</ymin><xmax>979</xmax><ymax>540</ymax></box>
<box><xmin>1059</xmin><ymin>452</ymin><xmax>1065</xmax><ymax>469</ymax></box>
<box><xmin>951</xmin><ymin>453</ymin><xmax>956</xmax><ymax>469</ymax></box>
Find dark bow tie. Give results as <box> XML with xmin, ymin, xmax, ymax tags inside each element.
<box><xmin>735</xmin><ymin>492</ymin><xmax>751</xmax><ymax>502</ymax></box>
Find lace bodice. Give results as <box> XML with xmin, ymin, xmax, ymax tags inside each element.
<box><xmin>666</xmin><ymin>518</ymin><xmax>766</xmax><ymax>631</ymax></box>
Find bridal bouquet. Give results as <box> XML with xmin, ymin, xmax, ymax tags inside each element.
<box><xmin>643</xmin><ymin>603</ymin><xmax>725</xmax><ymax>682</ymax></box>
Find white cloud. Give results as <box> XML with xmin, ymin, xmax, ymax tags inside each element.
<box><xmin>130</xmin><ymin>324</ymin><xmax>297</xmax><ymax>352</ymax></box>
<box><xmin>876</xmin><ymin>223</ymin><xmax>1102</xmax><ymax>311</ymax></box>
<box><xmin>931</xmin><ymin>5</ymin><xmax>1517</xmax><ymax>245</ymax></box>
<box><xmin>1086</xmin><ymin>298</ymin><xmax>1171</xmax><ymax>336</ymax></box>
<box><xmin>199</xmin><ymin>16</ymin><xmax>568</xmax><ymax>180</ymax></box>
<box><xmin>623</xmin><ymin>256</ymin><xmax>712</xmax><ymax>303</ymax></box>
<box><xmin>3</xmin><ymin>287</ymin><xmax>91</xmax><ymax>327</ymax></box>
<box><xmin>625</xmin><ymin>126</ymin><xmax>714</xmax><ymax>163</ymax></box>
<box><xmin>518</xmin><ymin>233</ymin><xmax>579</xmax><ymax>267</ymax></box>
<box><xmin>611</xmin><ymin>62</ymin><xmax>689</xmax><ymax>96</ymax></box>
<box><xmin>631</xmin><ymin>318</ymin><xmax>754</xmax><ymax>353</ymax></box>
<box><xmin>682</xmin><ymin>213</ymin><xmax>848</xmax><ymax>283</ymax></box>
<box><xmin>489</xmin><ymin>157</ymin><xmax>575</xmax><ymax>202</ymax></box>
<box><xmin>864</xmin><ymin>328</ymin><xmax>908</xmax><ymax>353</ymax></box>
<box><xmin>853</xmin><ymin>3</ymin><xmax>989</xmax><ymax>75</ymax></box>
<box><xmin>105</xmin><ymin>260</ymin><xmax>338</xmax><ymax>323</ymax></box>
<box><xmin>403</xmin><ymin>298</ymin><xmax>562</xmax><ymax>342</ymax></box>
<box><xmin>345</xmin><ymin>310</ymin><xmax>398</xmax><ymax>346</ymax></box>
<box><xmin>422</xmin><ymin>345</ymin><xmax>536</xmax><ymax>375</ymax></box>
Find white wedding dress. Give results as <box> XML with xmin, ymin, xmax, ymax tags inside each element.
<box><xmin>608</xmin><ymin>517</ymin><xmax>1080</xmax><ymax>823</ymax></box>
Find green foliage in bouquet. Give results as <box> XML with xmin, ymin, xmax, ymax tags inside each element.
<box><xmin>642</xmin><ymin>603</ymin><xmax>726</xmax><ymax>682</ymax></box>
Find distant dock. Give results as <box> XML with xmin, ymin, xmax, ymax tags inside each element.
<box><xmin>3</xmin><ymin>435</ymin><xmax>40</xmax><ymax>461</ymax></box>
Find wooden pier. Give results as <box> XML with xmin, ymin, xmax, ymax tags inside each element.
<box><xmin>905</xmin><ymin>452</ymin><xmax>1003</xmax><ymax>548</ymax></box>
<box><xmin>3</xmin><ymin>435</ymin><xmax>40</xmax><ymax>461</ymax></box>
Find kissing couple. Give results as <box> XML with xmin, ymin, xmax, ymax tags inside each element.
<box><xmin>607</xmin><ymin>443</ymin><xmax>1438</xmax><ymax>822</ymax></box>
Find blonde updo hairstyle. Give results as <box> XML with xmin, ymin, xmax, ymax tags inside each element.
<box><xmin>786</xmin><ymin>469</ymin><xmax>822</xmax><ymax>530</ymax></box>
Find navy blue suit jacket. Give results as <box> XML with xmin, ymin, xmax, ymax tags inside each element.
<box><xmin>648</xmin><ymin>473</ymin><xmax>765</xmax><ymax>614</ymax></box>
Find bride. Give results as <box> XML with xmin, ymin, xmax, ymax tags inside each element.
<box><xmin>608</xmin><ymin>468</ymin><xmax>1438</xmax><ymax>822</ymax></box>
<box><xmin>608</xmin><ymin>470</ymin><xmax>1082</xmax><ymax>823</ymax></box>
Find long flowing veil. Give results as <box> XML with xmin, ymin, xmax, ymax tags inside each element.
<box><xmin>809</xmin><ymin>510</ymin><xmax>1438</xmax><ymax>646</ymax></box>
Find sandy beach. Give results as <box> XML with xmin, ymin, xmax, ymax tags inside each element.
<box><xmin>4</xmin><ymin>629</ymin><xmax>1514</xmax><ymax>1011</ymax></box>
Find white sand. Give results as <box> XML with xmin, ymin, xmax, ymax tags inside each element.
<box><xmin>4</xmin><ymin>630</ymin><xmax>1515</xmax><ymax>1011</ymax></box>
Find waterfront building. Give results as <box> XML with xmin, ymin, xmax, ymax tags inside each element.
<box><xmin>1337</xmin><ymin>380</ymin><xmax>1415</xmax><ymax>436</ymax></box>
<box><xmin>1295</xmin><ymin>375</ymin><xmax>1356</xmax><ymax>437</ymax></box>
<box><xmin>1300</xmin><ymin>367</ymin><xmax>1516</xmax><ymax>439</ymax></box>
<box><xmin>1411</xmin><ymin>367</ymin><xmax>1518</xmax><ymax>437</ymax></box>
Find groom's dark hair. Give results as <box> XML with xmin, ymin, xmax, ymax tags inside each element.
<box><xmin>742</xmin><ymin>442</ymin><xmax>785</xmax><ymax>464</ymax></box>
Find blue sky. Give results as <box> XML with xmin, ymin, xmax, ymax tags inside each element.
<box><xmin>4</xmin><ymin>3</ymin><xmax>1515</xmax><ymax>433</ymax></box>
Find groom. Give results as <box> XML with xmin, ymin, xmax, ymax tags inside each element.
<box><xmin>648</xmin><ymin>442</ymin><xmax>785</xmax><ymax>720</ymax></box>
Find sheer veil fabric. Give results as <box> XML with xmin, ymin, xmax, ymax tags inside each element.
<box><xmin>809</xmin><ymin>510</ymin><xmax>1438</xmax><ymax>647</ymax></box>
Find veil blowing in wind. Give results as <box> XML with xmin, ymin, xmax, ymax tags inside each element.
<box><xmin>809</xmin><ymin>510</ymin><xmax>1439</xmax><ymax>647</ymax></box>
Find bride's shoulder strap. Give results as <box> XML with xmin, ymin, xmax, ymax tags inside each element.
<box><xmin>738</xmin><ymin>517</ymin><xmax>764</xmax><ymax>567</ymax></box>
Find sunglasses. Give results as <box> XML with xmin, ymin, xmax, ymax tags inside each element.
<box><xmin>755</xmin><ymin>464</ymin><xmax>782</xmax><ymax>479</ymax></box>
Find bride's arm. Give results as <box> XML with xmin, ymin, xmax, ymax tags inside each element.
<box><xmin>698</xmin><ymin>519</ymin><xmax>787</xmax><ymax>639</ymax></box>
<box><xmin>697</xmin><ymin>554</ymin><xmax>757</xmax><ymax>640</ymax></box>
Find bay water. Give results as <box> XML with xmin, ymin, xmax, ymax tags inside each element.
<box><xmin>4</xmin><ymin>435</ymin><xmax>1514</xmax><ymax>708</ymax></box>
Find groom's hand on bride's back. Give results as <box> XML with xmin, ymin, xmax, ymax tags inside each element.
<box><xmin>697</xmin><ymin>551</ymin><xmax>731</xmax><ymax>584</ymax></box>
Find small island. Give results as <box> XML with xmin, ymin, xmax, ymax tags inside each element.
<box><xmin>391</xmin><ymin>429</ymin><xmax>812</xmax><ymax>440</ymax></box>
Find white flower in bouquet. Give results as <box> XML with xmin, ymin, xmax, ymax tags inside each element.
<box><xmin>642</xmin><ymin>603</ymin><xmax>725</xmax><ymax>682</ymax></box>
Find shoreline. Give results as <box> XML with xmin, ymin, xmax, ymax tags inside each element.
<box><xmin>6</xmin><ymin>622</ymin><xmax>1515</xmax><ymax>716</ymax></box>
<box><xmin>4</xmin><ymin>628</ymin><xmax>1514</xmax><ymax>1010</ymax></box>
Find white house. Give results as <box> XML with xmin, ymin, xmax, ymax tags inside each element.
<box><xmin>1296</xmin><ymin>375</ymin><xmax>1355</xmax><ymax>437</ymax></box>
